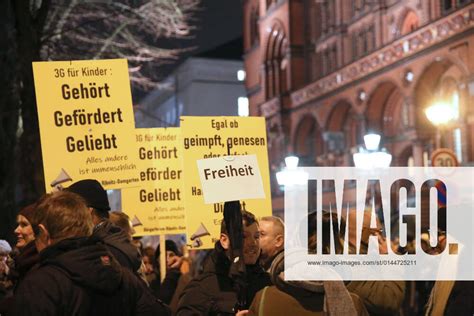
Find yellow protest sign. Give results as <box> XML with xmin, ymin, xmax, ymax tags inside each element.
<box><xmin>121</xmin><ymin>128</ymin><xmax>185</xmax><ymax>236</ymax></box>
<box><xmin>33</xmin><ymin>59</ymin><xmax>138</xmax><ymax>191</ymax></box>
<box><xmin>181</xmin><ymin>116</ymin><xmax>272</xmax><ymax>249</ymax></box>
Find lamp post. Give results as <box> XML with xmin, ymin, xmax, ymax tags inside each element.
<box><xmin>424</xmin><ymin>99</ymin><xmax>459</xmax><ymax>166</ymax></box>
<box><xmin>424</xmin><ymin>100</ymin><xmax>456</xmax><ymax>148</ymax></box>
<box><xmin>276</xmin><ymin>156</ymin><xmax>308</xmax><ymax>186</ymax></box>
<box><xmin>353</xmin><ymin>133</ymin><xmax>392</xmax><ymax>168</ymax></box>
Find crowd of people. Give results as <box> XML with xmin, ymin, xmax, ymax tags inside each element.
<box><xmin>0</xmin><ymin>178</ymin><xmax>471</xmax><ymax>315</ymax></box>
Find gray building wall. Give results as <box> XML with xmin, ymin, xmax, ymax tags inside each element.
<box><xmin>112</xmin><ymin>57</ymin><xmax>246</xmax><ymax>220</ymax></box>
<box><xmin>135</xmin><ymin>57</ymin><xmax>246</xmax><ymax>128</ymax></box>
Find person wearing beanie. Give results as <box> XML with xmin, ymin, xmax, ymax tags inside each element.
<box><xmin>0</xmin><ymin>240</ymin><xmax>12</xmax><ymax>306</ymax></box>
<box><xmin>0</xmin><ymin>241</ymin><xmax>12</xmax><ymax>256</ymax></box>
<box><xmin>66</xmin><ymin>179</ymin><xmax>142</xmax><ymax>273</ymax></box>
<box><xmin>0</xmin><ymin>240</ymin><xmax>12</xmax><ymax>279</ymax></box>
<box><xmin>66</xmin><ymin>179</ymin><xmax>111</xmax><ymax>216</ymax></box>
<box><xmin>150</xmin><ymin>240</ymin><xmax>184</xmax><ymax>305</ymax></box>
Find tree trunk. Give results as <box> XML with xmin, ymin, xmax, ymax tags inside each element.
<box><xmin>13</xmin><ymin>0</ymin><xmax>50</xmax><ymax>205</ymax></box>
<box><xmin>0</xmin><ymin>1</ymin><xmax>19</xmax><ymax>242</ymax></box>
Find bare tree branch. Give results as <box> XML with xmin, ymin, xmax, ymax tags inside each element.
<box><xmin>41</xmin><ymin>0</ymin><xmax>199</xmax><ymax>90</ymax></box>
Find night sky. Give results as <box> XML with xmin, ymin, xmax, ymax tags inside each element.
<box><xmin>158</xmin><ymin>0</ymin><xmax>243</xmax><ymax>76</ymax></box>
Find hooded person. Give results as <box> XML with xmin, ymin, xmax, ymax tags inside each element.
<box><xmin>150</xmin><ymin>240</ymin><xmax>194</xmax><ymax>315</ymax></box>
<box><xmin>0</xmin><ymin>240</ymin><xmax>12</xmax><ymax>299</ymax></box>
<box><xmin>12</xmin><ymin>191</ymin><xmax>170</xmax><ymax>316</ymax></box>
<box><xmin>66</xmin><ymin>179</ymin><xmax>142</xmax><ymax>272</ymax></box>
<box><xmin>177</xmin><ymin>201</ymin><xmax>271</xmax><ymax>315</ymax></box>
<box><xmin>150</xmin><ymin>240</ymin><xmax>183</xmax><ymax>303</ymax></box>
<box><xmin>247</xmin><ymin>211</ymin><xmax>368</xmax><ymax>316</ymax></box>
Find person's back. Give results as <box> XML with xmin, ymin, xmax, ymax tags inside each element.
<box><xmin>14</xmin><ymin>237</ymin><xmax>167</xmax><ymax>316</ymax></box>
<box><xmin>92</xmin><ymin>219</ymin><xmax>142</xmax><ymax>271</ymax></box>
<box><xmin>66</xmin><ymin>179</ymin><xmax>142</xmax><ymax>272</ymax></box>
<box><xmin>12</xmin><ymin>191</ymin><xmax>169</xmax><ymax>316</ymax></box>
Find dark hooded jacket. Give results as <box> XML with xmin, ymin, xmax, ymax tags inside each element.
<box><xmin>92</xmin><ymin>220</ymin><xmax>142</xmax><ymax>272</ymax></box>
<box><xmin>176</xmin><ymin>242</ymin><xmax>271</xmax><ymax>316</ymax></box>
<box><xmin>12</xmin><ymin>237</ymin><xmax>169</xmax><ymax>316</ymax></box>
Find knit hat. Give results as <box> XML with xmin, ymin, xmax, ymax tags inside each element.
<box><xmin>66</xmin><ymin>179</ymin><xmax>110</xmax><ymax>212</ymax></box>
<box><xmin>0</xmin><ymin>240</ymin><xmax>12</xmax><ymax>255</ymax></box>
<box><xmin>19</xmin><ymin>203</ymin><xmax>36</xmax><ymax>222</ymax></box>
<box><xmin>155</xmin><ymin>240</ymin><xmax>181</xmax><ymax>261</ymax></box>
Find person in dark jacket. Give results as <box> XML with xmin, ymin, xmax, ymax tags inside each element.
<box><xmin>258</xmin><ymin>216</ymin><xmax>284</xmax><ymax>271</ymax></box>
<box><xmin>150</xmin><ymin>240</ymin><xmax>184</xmax><ymax>304</ymax></box>
<box><xmin>0</xmin><ymin>203</ymin><xmax>40</xmax><ymax>315</ymax></box>
<box><xmin>425</xmin><ymin>207</ymin><xmax>474</xmax><ymax>315</ymax></box>
<box><xmin>66</xmin><ymin>179</ymin><xmax>142</xmax><ymax>272</ymax></box>
<box><xmin>12</xmin><ymin>191</ymin><xmax>169</xmax><ymax>316</ymax></box>
<box><xmin>176</xmin><ymin>209</ymin><xmax>271</xmax><ymax>315</ymax></box>
<box><xmin>11</xmin><ymin>203</ymin><xmax>40</xmax><ymax>283</ymax></box>
<box><xmin>248</xmin><ymin>211</ymin><xmax>368</xmax><ymax>316</ymax></box>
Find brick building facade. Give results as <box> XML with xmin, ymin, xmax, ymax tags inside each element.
<box><xmin>243</xmin><ymin>0</ymin><xmax>474</xmax><ymax>212</ymax></box>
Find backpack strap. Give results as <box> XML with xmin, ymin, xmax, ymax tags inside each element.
<box><xmin>258</xmin><ymin>286</ymin><xmax>269</xmax><ymax>316</ymax></box>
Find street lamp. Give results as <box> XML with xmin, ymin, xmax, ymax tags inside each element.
<box><xmin>276</xmin><ymin>156</ymin><xmax>308</xmax><ymax>186</ymax></box>
<box><xmin>425</xmin><ymin>99</ymin><xmax>456</xmax><ymax>149</ymax></box>
<box><xmin>353</xmin><ymin>133</ymin><xmax>392</xmax><ymax>168</ymax></box>
<box><xmin>424</xmin><ymin>100</ymin><xmax>456</xmax><ymax>126</ymax></box>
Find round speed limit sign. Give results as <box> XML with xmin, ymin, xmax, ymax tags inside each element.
<box><xmin>431</xmin><ymin>148</ymin><xmax>459</xmax><ymax>167</ymax></box>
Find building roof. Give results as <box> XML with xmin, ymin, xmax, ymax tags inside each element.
<box><xmin>196</xmin><ymin>37</ymin><xmax>243</xmax><ymax>60</ymax></box>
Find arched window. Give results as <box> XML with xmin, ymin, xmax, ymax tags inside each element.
<box><xmin>250</xmin><ymin>6</ymin><xmax>259</xmax><ymax>47</ymax></box>
<box><xmin>321</xmin><ymin>1</ymin><xmax>335</xmax><ymax>34</ymax></box>
<box><xmin>294</xmin><ymin>115</ymin><xmax>323</xmax><ymax>166</ymax></box>
<box><xmin>400</xmin><ymin>10</ymin><xmax>419</xmax><ymax>36</ymax></box>
<box><xmin>264</xmin><ymin>22</ymin><xmax>287</xmax><ymax>99</ymax></box>
<box><xmin>266</xmin><ymin>0</ymin><xmax>276</xmax><ymax>10</ymax></box>
<box><xmin>440</xmin><ymin>0</ymin><xmax>469</xmax><ymax>14</ymax></box>
<box><xmin>442</xmin><ymin>0</ymin><xmax>454</xmax><ymax>12</ymax></box>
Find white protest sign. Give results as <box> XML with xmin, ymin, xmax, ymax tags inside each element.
<box><xmin>196</xmin><ymin>154</ymin><xmax>265</xmax><ymax>204</ymax></box>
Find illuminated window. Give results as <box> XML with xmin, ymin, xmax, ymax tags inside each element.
<box><xmin>452</xmin><ymin>92</ymin><xmax>460</xmax><ymax>120</ymax></box>
<box><xmin>238</xmin><ymin>97</ymin><xmax>249</xmax><ymax>117</ymax></box>
<box><xmin>237</xmin><ymin>70</ymin><xmax>246</xmax><ymax>81</ymax></box>
<box><xmin>442</xmin><ymin>0</ymin><xmax>454</xmax><ymax>11</ymax></box>
<box><xmin>452</xmin><ymin>91</ymin><xmax>462</xmax><ymax>162</ymax></box>
<box><xmin>454</xmin><ymin>128</ymin><xmax>462</xmax><ymax>162</ymax></box>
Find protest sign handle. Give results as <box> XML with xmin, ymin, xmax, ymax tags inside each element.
<box><xmin>160</xmin><ymin>234</ymin><xmax>166</xmax><ymax>282</ymax></box>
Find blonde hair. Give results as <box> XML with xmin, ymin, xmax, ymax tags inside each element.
<box><xmin>109</xmin><ymin>211</ymin><xmax>134</xmax><ymax>240</ymax></box>
<box><xmin>32</xmin><ymin>191</ymin><xmax>93</xmax><ymax>241</ymax></box>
